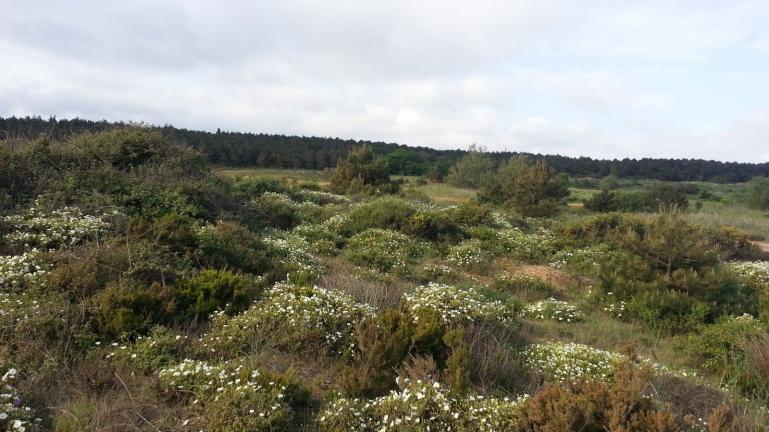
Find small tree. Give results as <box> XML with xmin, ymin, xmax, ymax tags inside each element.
<box><xmin>446</xmin><ymin>144</ymin><xmax>496</xmax><ymax>189</ymax></box>
<box><xmin>329</xmin><ymin>146</ymin><xmax>394</xmax><ymax>194</ymax></box>
<box><xmin>479</xmin><ymin>156</ymin><xmax>570</xmax><ymax>217</ymax></box>
<box><xmin>747</xmin><ymin>176</ymin><xmax>769</xmax><ymax>210</ymax></box>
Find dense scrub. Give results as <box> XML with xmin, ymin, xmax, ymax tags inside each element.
<box><xmin>1</xmin><ymin>129</ymin><xmax>768</xmax><ymax>431</ymax></box>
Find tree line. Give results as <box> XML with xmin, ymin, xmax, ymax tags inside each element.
<box><xmin>2</xmin><ymin>115</ymin><xmax>768</xmax><ymax>182</ymax></box>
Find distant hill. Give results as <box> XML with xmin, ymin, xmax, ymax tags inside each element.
<box><xmin>2</xmin><ymin>115</ymin><xmax>768</xmax><ymax>182</ymax></box>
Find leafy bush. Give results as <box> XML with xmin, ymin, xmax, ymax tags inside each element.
<box><xmin>0</xmin><ymin>367</ymin><xmax>43</xmax><ymax>431</ymax></box>
<box><xmin>479</xmin><ymin>156</ymin><xmax>570</xmax><ymax>217</ymax></box>
<box><xmin>446</xmin><ymin>144</ymin><xmax>496</xmax><ymax>189</ymax></box>
<box><xmin>329</xmin><ymin>145</ymin><xmax>395</xmax><ymax>194</ymax></box>
<box><xmin>344</xmin><ymin>228</ymin><xmax>429</xmax><ymax>273</ymax></box>
<box><xmin>251</xmin><ymin>192</ymin><xmax>301</xmax><ymax>230</ymax></box>
<box><xmin>446</xmin><ymin>239</ymin><xmax>490</xmax><ymax>270</ymax></box>
<box><xmin>675</xmin><ymin>314</ymin><xmax>767</xmax><ymax>399</ymax></box>
<box><xmin>493</xmin><ymin>274</ymin><xmax>555</xmax><ymax>301</ymax></box>
<box><xmin>320</xmin><ymin>377</ymin><xmax>528</xmax><ymax>431</ymax></box>
<box><xmin>2</xmin><ymin>201</ymin><xmax>111</xmax><ymax>249</ymax></box>
<box><xmin>524</xmin><ymin>298</ymin><xmax>584</xmax><ymax>322</ymax></box>
<box><xmin>0</xmin><ymin>251</ymin><xmax>48</xmax><ymax>292</ymax></box>
<box><xmin>157</xmin><ymin>359</ymin><xmax>299</xmax><ymax>431</ymax></box>
<box><xmin>747</xmin><ymin>176</ymin><xmax>769</xmax><ymax>210</ymax></box>
<box><xmin>93</xmin><ymin>280</ymin><xmax>176</xmax><ymax>337</ymax></box>
<box><xmin>107</xmin><ymin>326</ymin><xmax>189</xmax><ymax>372</ymax></box>
<box><xmin>196</xmin><ymin>222</ymin><xmax>282</xmax><ymax>277</ymax></box>
<box><xmin>404</xmin><ymin>283</ymin><xmax>516</xmax><ymax>327</ymax></box>
<box><xmin>337</xmin><ymin>197</ymin><xmax>416</xmax><ymax>236</ymax></box>
<box><xmin>173</xmin><ymin>269</ymin><xmax>266</xmax><ymax>322</ymax></box>
<box><xmin>201</xmin><ymin>283</ymin><xmax>374</xmax><ymax>357</ymax></box>
<box><xmin>583</xmin><ymin>189</ymin><xmax>618</xmax><ymax>212</ymax></box>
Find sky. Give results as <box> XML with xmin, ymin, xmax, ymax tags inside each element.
<box><xmin>2</xmin><ymin>0</ymin><xmax>769</xmax><ymax>162</ymax></box>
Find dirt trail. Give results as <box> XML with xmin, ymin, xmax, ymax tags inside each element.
<box><xmin>753</xmin><ymin>241</ymin><xmax>769</xmax><ymax>253</ymax></box>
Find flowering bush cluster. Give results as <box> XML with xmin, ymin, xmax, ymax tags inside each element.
<box><xmin>288</xmin><ymin>223</ymin><xmax>340</xmax><ymax>255</ymax></box>
<box><xmin>158</xmin><ymin>359</ymin><xmax>293</xmax><ymax>431</ymax></box>
<box><xmin>262</xmin><ymin>233</ymin><xmax>325</xmax><ymax>278</ymax></box>
<box><xmin>1</xmin><ymin>368</ymin><xmax>43</xmax><ymax>432</ymax></box>
<box><xmin>298</xmin><ymin>189</ymin><xmax>350</xmax><ymax>205</ymax></box>
<box><xmin>319</xmin><ymin>378</ymin><xmax>528</xmax><ymax>431</ymax></box>
<box><xmin>550</xmin><ymin>244</ymin><xmax>613</xmax><ymax>275</ymax></box>
<box><xmin>524</xmin><ymin>342</ymin><xmax>624</xmax><ymax>383</ymax></box>
<box><xmin>107</xmin><ymin>326</ymin><xmax>189</xmax><ymax>372</ymax></box>
<box><xmin>523</xmin><ymin>298</ymin><xmax>584</xmax><ymax>322</ymax></box>
<box><xmin>599</xmin><ymin>293</ymin><xmax>627</xmax><ymax>319</ymax></box>
<box><xmin>493</xmin><ymin>228</ymin><xmax>555</xmax><ymax>262</ymax></box>
<box><xmin>203</xmin><ymin>283</ymin><xmax>374</xmax><ymax>357</ymax></box>
<box><xmin>344</xmin><ymin>228</ymin><xmax>429</xmax><ymax>273</ymax></box>
<box><xmin>446</xmin><ymin>239</ymin><xmax>490</xmax><ymax>270</ymax></box>
<box><xmin>524</xmin><ymin>342</ymin><xmax>673</xmax><ymax>384</ymax></box>
<box><xmin>729</xmin><ymin>261</ymin><xmax>769</xmax><ymax>287</ymax></box>
<box><xmin>0</xmin><ymin>252</ymin><xmax>47</xmax><ymax>292</ymax></box>
<box><xmin>2</xmin><ymin>202</ymin><xmax>111</xmax><ymax>249</ymax></box>
<box><xmin>404</xmin><ymin>283</ymin><xmax>516</xmax><ymax>326</ymax></box>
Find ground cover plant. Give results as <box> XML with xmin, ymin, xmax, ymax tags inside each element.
<box><xmin>1</xmin><ymin>128</ymin><xmax>768</xmax><ymax>431</ymax></box>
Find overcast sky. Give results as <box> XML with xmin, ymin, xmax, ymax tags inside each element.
<box><xmin>2</xmin><ymin>1</ymin><xmax>769</xmax><ymax>162</ymax></box>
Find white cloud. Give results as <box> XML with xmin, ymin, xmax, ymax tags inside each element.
<box><xmin>2</xmin><ymin>0</ymin><xmax>769</xmax><ymax>162</ymax></box>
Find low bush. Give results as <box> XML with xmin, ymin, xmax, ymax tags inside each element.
<box><xmin>404</xmin><ymin>283</ymin><xmax>517</xmax><ymax>327</ymax></box>
<box><xmin>172</xmin><ymin>269</ymin><xmax>266</xmax><ymax>322</ymax></box>
<box><xmin>201</xmin><ymin>283</ymin><xmax>374</xmax><ymax>358</ymax></box>
<box><xmin>523</xmin><ymin>298</ymin><xmax>584</xmax><ymax>322</ymax></box>
<box><xmin>344</xmin><ymin>228</ymin><xmax>429</xmax><ymax>274</ymax></box>
<box><xmin>493</xmin><ymin>274</ymin><xmax>555</xmax><ymax>301</ymax></box>
<box><xmin>107</xmin><ymin>325</ymin><xmax>189</xmax><ymax>372</ymax></box>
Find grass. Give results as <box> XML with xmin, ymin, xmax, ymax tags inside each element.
<box><xmin>214</xmin><ymin>167</ymin><xmax>328</xmax><ymax>183</ymax></box>
<box><xmin>411</xmin><ymin>183</ymin><xmax>476</xmax><ymax>203</ymax></box>
<box><xmin>686</xmin><ymin>201</ymin><xmax>769</xmax><ymax>240</ymax></box>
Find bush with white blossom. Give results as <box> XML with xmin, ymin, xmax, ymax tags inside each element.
<box><xmin>202</xmin><ymin>283</ymin><xmax>374</xmax><ymax>357</ymax></box>
<box><xmin>2</xmin><ymin>202</ymin><xmax>111</xmax><ymax>249</ymax></box>
<box><xmin>318</xmin><ymin>378</ymin><xmax>528</xmax><ymax>431</ymax></box>
<box><xmin>446</xmin><ymin>239</ymin><xmax>490</xmax><ymax>270</ymax></box>
<box><xmin>0</xmin><ymin>252</ymin><xmax>47</xmax><ymax>292</ymax></box>
<box><xmin>404</xmin><ymin>283</ymin><xmax>516</xmax><ymax>327</ymax></box>
<box><xmin>524</xmin><ymin>298</ymin><xmax>584</xmax><ymax>322</ymax></box>
<box><xmin>158</xmin><ymin>359</ymin><xmax>293</xmax><ymax>431</ymax></box>
<box><xmin>344</xmin><ymin>228</ymin><xmax>429</xmax><ymax>274</ymax></box>
<box><xmin>1</xmin><ymin>368</ymin><xmax>43</xmax><ymax>432</ymax></box>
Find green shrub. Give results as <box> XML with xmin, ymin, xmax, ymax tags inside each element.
<box><xmin>338</xmin><ymin>197</ymin><xmax>416</xmax><ymax>235</ymax></box>
<box><xmin>329</xmin><ymin>145</ymin><xmax>395</xmax><ymax>194</ymax></box>
<box><xmin>93</xmin><ymin>280</ymin><xmax>176</xmax><ymax>337</ymax></box>
<box><xmin>201</xmin><ymin>283</ymin><xmax>374</xmax><ymax>358</ymax></box>
<box><xmin>344</xmin><ymin>228</ymin><xmax>429</xmax><ymax>274</ymax></box>
<box><xmin>747</xmin><ymin>176</ymin><xmax>769</xmax><ymax>210</ymax></box>
<box><xmin>494</xmin><ymin>274</ymin><xmax>556</xmax><ymax>301</ymax></box>
<box><xmin>108</xmin><ymin>326</ymin><xmax>188</xmax><ymax>372</ymax></box>
<box><xmin>173</xmin><ymin>269</ymin><xmax>266</xmax><ymax>322</ymax></box>
<box><xmin>583</xmin><ymin>190</ymin><xmax>618</xmax><ymax>212</ymax></box>
<box><xmin>196</xmin><ymin>222</ymin><xmax>278</xmax><ymax>276</ymax></box>
<box><xmin>675</xmin><ymin>314</ymin><xmax>764</xmax><ymax>373</ymax></box>
<box><xmin>446</xmin><ymin>239</ymin><xmax>490</xmax><ymax>270</ymax></box>
<box><xmin>251</xmin><ymin>192</ymin><xmax>301</xmax><ymax>230</ymax></box>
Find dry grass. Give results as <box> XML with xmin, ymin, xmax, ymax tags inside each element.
<box><xmin>317</xmin><ymin>259</ymin><xmax>414</xmax><ymax>310</ymax></box>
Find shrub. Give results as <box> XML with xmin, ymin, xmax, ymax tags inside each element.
<box><xmin>0</xmin><ymin>367</ymin><xmax>43</xmax><ymax>431</ymax></box>
<box><xmin>201</xmin><ymin>283</ymin><xmax>374</xmax><ymax>358</ymax></box>
<box><xmin>251</xmin><ymin>192</ymin><xmax>301</xmax><ymax>230</ymax></box>
<box><xmin>404</xmin><ymin>283</ymin><xmax>516</xmax><ymax>327</ymax></box>
<box><xmin>329</xmin><ymin>146</ymin><xmax>394</xmax><ymax>194</ymax></box>
<box><xmin>583</xmin><ymin>189</ymin><xmax>618</xmax><ymax>212</ymax></box>
<box><xmin>107</xmin><ymin>326</ymin><xmax>189</xmax><ymax>372</ymax></box>
<box><xmin>747</xmin><ymin>176</ymin><xmax>769</xmax><ymax>210</ymax></box>
<box><xmin>196</xmin><ymin>222</ymin><xmax>283</xmax><ymax>278</ymax></box>
<box><xmin>645</xmin><ymin>183</ymin><xmax>689</xmax><ymax>211</ymax></box>
<box><xmin>337</xmin><ymin>196</ymin><xmax>416</xmax><ymax>235</ymax></box>
<box><xmin>344</xmin><ymin>228</ymin><xmax>428</xmax><ymax>274</ymax></box>
<box><xmin>157</xmin><ymin>359</ymin><xmax>299</xmax><ymax>431</ymax></box>
<box><xmin>445</xmin><ymin>239</ymin><xmax>490</xmax><ymax>270</ymax></box>
<box><xmin>93</xmin><ymin>280</ymin><xmax>176</xmax><ymax>337</ymax></box>
<box><xmin>319</xmin><ymin>377</ymin><xmax>528</xmax><ymax>431</ymax></box>
<box><xmin>446</xmin><ymin>144</ymin><xmax>496</xmax><ymax>189</ymax></box>
<box><xmin>173</xmin><ymin>269</ymin><xmax>266</xmax><ymax>322</ymax></box>
<box><xmin>0</xmin><ymin>251</ymin><xmax>48</xmax><ymax>292</ymax></box>
<box><xmin>675</xmin><ymin>315</ymin><xmax>766</xmax><ymax>398</ymax></box>
<box><xmin>2</xmin><ymin>201</ymin><xmax>111</xmax><ymax>249</ymax></box>
<box><xmin>479</xmin><ymin>156</ymin><xmax>570</xmax><ymax>217</ymax></box>
<box><xmin>524</xmin><ymin>298</ymin><xmax>584</xmax><ymax>322</ymax></box>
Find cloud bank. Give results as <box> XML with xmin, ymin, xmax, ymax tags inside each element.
<box><xmin>2</xmin><ymin>0</ymin><xmax>769</xmax><ymax>162</ymax></box>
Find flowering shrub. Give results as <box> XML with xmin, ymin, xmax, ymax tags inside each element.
<box><xmin>319</xmin><ymin>378</ymin><xmax>528</xmax><ymax>431</ymax></box>
<box><xmin>523</xmin><ymin>342</ymin><xmax>673</xmax><ymax>384</ymax></box>
<box><xmin>446</xmin><ymin>239</ymin><xmax>490</xmax><ymax>270</ymax></box>
<box><xmin>158</xmin><ymin>360</ymin><xmax>294</xmax><ymax>431</ymax></box>
<box><xmin>2</xmin><ymin>202</ymin><xmax>111</xmax><ymax>249</ymax></box>
<box><xmin>524</xmin><ymin>342</ymin><xmax>623</xmax><ymax>383</ymax></box>
<box><xmin>1</xmin><ymin>368</ymin><xmax>43</xmax><ymax>432</ymax></box>
<box><xmin>289</xmin><ymin>223</ymin><xmax>340</xmax><ymax>255</ymax></box>
<box><xmin>202</xmin><ymin>284</ymin><xmax>374</xmax><ymax>357</ymax></box>
<box><xmin>298</xmin><ymin>189</ymin><xmax>350</xmax><ymax>205</ymax></box>
<box><xmin>107</xmin><ymin>326</ymin><xmax>189</xmax><ymax>372</ymax></box>
<box><xmin>491</xmin><ymin>228</ymin><xmax>555</xmax><ymax>262</ymax></box>
<box><xmin>550</xmin><ymin>244</ymin><xmax>614</xmax><ymax>275</ymax></box>
<box><xmin>344</xmin><ymin>228</ymin><xmax>428</xmax><ymax>274</ymax></box>
<box><xmin>729</xmin><ymin>261</ymin><xmax>769</xmax><ymax>287</ymax></box>
<box><xmin>262</xmin><ymin>233</ymin><xmax>324</xmax><ymax>279</ymax></box>
<box><xmin>0</xmin><ymin>252</ymin><xmax>47</xmax><ymax>292</ymax></box>
<box><xmin>404</xmin><ymin>283</ymin><xmax>516</xmax><ymax>327</ymax></box>
<box><xmin>524</xmin><ymin>298</ymin><xmax>584</xmax><ymax>322</ymax></box>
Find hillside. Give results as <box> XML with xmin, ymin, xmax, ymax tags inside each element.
<box><xmin>2</xmin><ymin>128</ymin><xmax>769</xmax><ymax>431</ymax></box>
